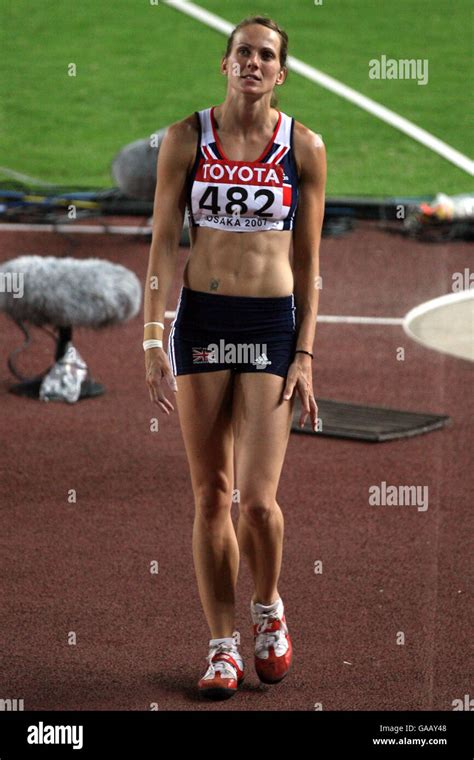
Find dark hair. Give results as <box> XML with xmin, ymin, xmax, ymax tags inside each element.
<box><xmin>223</xmin><ymin>15</ymin><xmax>289</xmax><ymax>108</ymax></box>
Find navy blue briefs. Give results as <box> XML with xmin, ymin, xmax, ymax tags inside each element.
<box><xmin>167</xmin><ymin>286</ymin><xmax>297</xmax><ymax>378</ymax></box>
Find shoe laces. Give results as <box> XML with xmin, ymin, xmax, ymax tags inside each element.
<box><xmin>255</xmin><ymin>611</ymin><xmax>288</xmax><ymax>654</ymax></box>
<box><xmin>205</xmin><ymin>642</ymin><xmax>239</xmax><ymax>679</ymax></box>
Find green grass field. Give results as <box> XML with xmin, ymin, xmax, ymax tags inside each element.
<box><xmin>1</xmin><ymin>0</ymin><xmax>472</xmax><ymax>194</ymax></box>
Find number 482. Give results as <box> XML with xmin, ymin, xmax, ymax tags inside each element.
<box><xmin>198</xmin><ymin>185</ymin><xmax>275</xmax><ymax>217</ymax></box>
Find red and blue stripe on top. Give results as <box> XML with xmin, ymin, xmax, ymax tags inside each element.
<box><xmin>186</xmin><ymin>106</ymin><xmax>299</xmax><ymax>233</ymax></box>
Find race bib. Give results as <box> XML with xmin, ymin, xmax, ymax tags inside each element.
<box><xmin>191</xmin><ymin>158</ymin><xmax>291</xmax><ymax>230</ymax></box>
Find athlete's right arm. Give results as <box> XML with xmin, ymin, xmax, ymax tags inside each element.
<box><xmin>144</xmin><ymin>117</ymin><xmax>196</xmax><ymax>413</ymax></box>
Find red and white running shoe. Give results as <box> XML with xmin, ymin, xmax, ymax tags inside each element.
<box><xmin>251</xmin><ymin>597</ymin><xmax>293</xmax><ymax>684</ymax></box>
<box><xmin>198</xmin><ymin>642</ymin><xmax>245</xmax><ymax>700</ymax></box>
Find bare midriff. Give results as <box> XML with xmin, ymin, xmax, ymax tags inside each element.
<box><xmin>183</xmin><ymin>225</ymin><xmax>294</xmax><ymax>297</ymax></box>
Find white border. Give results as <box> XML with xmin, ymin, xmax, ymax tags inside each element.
<box><xmin>403</xmin><ymin>289</ymin><xmax>474</xmax><ymax>360</ymax></box>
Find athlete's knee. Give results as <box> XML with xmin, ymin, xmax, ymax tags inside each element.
<box><xmin>194</xmin><ymin>475</ymin><xmax>233</xmax><ymax>523</ymax></box>
<box><xmin>240</xmin><ymin>497</ymin><xmax>278</xmax><ymax>526</ymax></box>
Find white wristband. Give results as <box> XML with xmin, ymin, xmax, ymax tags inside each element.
<box><xmin>144</xmin><ymin>321</ymin><xmax>164</xmax><ymax>329</ymax></box>
<box><xmin>143</xmin><ymin>339</ymin><xmax>163</xmax><ymax>351</ymax></box>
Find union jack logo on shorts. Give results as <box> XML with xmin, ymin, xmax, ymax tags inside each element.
<box><xmin>192</xmin><ymin>347</ymin><xmax>212</xmax><ymax>363</ymax></box>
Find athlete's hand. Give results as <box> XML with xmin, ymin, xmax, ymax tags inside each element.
<box><xmin>282</xmin><ymin>353</ymin><xmax>318</xmax><ymax>431</ymax></box>
<box><xmin>145</xmin><ymin>348</ymin><xmax>178</xmax><ymax>414</ymax></box>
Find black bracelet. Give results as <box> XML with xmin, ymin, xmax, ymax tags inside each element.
<box><xmin>295</xmin><ymin>349</ymin><xmax>314</xmax><ymax>359</ymax></box>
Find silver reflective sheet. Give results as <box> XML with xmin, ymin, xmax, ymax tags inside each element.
<box><xmin>40</xmin><ymin>343</ymin><xmax>88</xmax><ymax>403</ymax></box>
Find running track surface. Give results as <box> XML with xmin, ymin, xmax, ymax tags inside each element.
<box><xmin>0</xmin><ymin>219</ymin><xmax>472</xmax><ymax>711</ymax></box>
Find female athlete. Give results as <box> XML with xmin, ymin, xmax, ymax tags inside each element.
<box><xmin>143</xmin><ymin>15</ymin><xmax>326</xmax><ymax>700</ymax></box>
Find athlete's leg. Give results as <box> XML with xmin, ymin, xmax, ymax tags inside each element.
<box><xmin>174</xmin><ymin>369</ymin><xmax>239</xmax><ymax>638</ymax></box>
<box><xmin>232</xmin><ymin>372</ymin><xmax>296</xmax><ymax>605</ymax></box>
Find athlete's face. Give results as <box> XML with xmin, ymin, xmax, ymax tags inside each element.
<box><xmin>223</xmin><ymin>25</ymin><xmax>287</xmax><ymax>99</ymax></box>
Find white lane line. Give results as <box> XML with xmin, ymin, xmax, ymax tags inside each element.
<box><xmin>164</xmin><ymin>311</ymin><xmax>404</xmax><ymax>325</ymax></box>
<box><xmin>314</xmin><ymin>315</ymin><xmax>403</xmax><ymax>325</ymax></box>
<box><xmin>162</xmin><ymin>0</ymin><xmax>474</xmax><ymax>175</ymax></box>
<box><xmin>0</xmin><ymin>166</ymin><xmax>57</xmax><ymax>187</ymax></box>
<box><xmin>0</xmin><ymin>223</ymin><xmax>151</xmax><ymax>234</ymax></box>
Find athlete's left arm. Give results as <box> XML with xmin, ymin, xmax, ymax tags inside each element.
<box><xmin>283</xmin><ymin>126</ymin><xmax>326</xmax><ymax>430</ymax></box>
